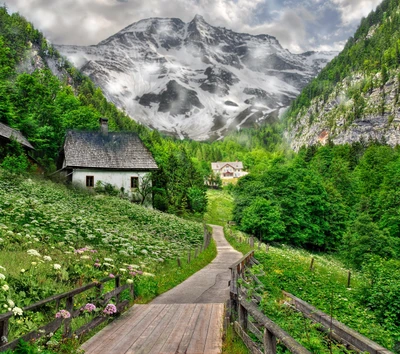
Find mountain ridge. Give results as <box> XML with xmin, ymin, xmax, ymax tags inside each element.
<box><xmin>285</xmin><ymin>0</ymin><xmax>400</xmax><ymax>150</ymax></box>
<box><xmin>56</xmin><ymin>15</ymin><xmax>336</xmax><ymax>140</ymax></box>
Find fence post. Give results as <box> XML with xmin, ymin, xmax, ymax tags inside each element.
<box><xmin>177</xmin><ymin>258</ymin><xmax>181</xmax><ymax>267</ymax></box>
<box><xmin>238</xmin><ymin>302</ymin><xmax>248</xmax><ymax>331</ymax></box>
<box><xmin>0</xmin><ymin>318</ymin><xmax>9</xmax><ymax>345</ymax></box>
<box><xmin>115</xmin><ymin>276</ymin><xmax>121</xmax><ymax>308</ymax></box>
<box><xmin>187</xmin><ymin>249</ymin><xmax>191</xmax><ymax>264</ymax></box>
<box><xmin>263</xmin><ymin>328</ymin><xmax>277</xmax><ymax>354</ymax></box>
<box><xmin>64</xmin><ymin>296</ymin><xmax>74</xmax><ymax>337</ymax></box>
<box><xmin>310</xmin><ymin>257</ymin><xmax>315</xmax><ymax>271</ymax></box>
<box><xmin>347</xmin><ymin>271</ymin><xmax>351</xmax><ymax>288</ymax></box>
<box><xmin>129</xmin><ymin>282</ymin><xmax>134</xmax><ymax>301</ymax></box>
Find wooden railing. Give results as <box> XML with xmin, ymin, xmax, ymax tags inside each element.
<box><xmin>283</xmin><ymin>292</ymin><xmax>394</xmax><ymax>354</ymax></box>
<box><xmin>228</xmin><ymin>251</ymin><xmax>311</xmax><ymax>354</ymax></box>
<box><xmin>228</xmin><ymin>250</ymin><xmax>394</xmax><ymax>354</ymax></box>
<box><xmin>0</xmin><ymin>276</ymin><xmax>133</xmax><ymax>352</ymax></box>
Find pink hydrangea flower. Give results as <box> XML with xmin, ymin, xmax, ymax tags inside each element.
<box><xmin>103</xmin><ymin>304</ymin><xmax>117</xmax><ymax>315</ymax></box>
<box><xmin>55</xmin><ymin>310</ymin><xmax>71</xmax><ymax>319</ymax></box>
<box><xmin>82</xmin><ymin>303</ymin><xmax>96</xmax><ymax>312</ymax></box>
<box><xmin>109</xmin><ymin>273</ymin><xmax>115</xmax><ymax>278</ymax></box>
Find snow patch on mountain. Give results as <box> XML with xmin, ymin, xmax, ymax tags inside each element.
<box><xmin>56</xmin><ymin>15</ymin><xmax>337</xmax><ymax>140</ymax></box>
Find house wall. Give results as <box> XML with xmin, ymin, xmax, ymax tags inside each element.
<box><xmin>72</xmin><ymin>169</ymin><xmax>150</xmax><ymax>196</ymax></box>
<box><xmin>212</xmin><ymin>168</ymin><xmax>248</xmax><ymax>179</ymax></box>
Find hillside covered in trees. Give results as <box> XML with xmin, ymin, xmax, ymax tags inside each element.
<box><xmin>0</xmin><ymin>6</ymin><xmax>209</xmax><ymax>216</ymax></box>
<box><xmin>285</xmin><ymin>0</ymin><xmax>400</xmax><ymax>150</ymax></box>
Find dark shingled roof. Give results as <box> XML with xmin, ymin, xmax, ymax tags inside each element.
<box><xmin>0</xmin><ymin>122</ymin><xmax>34</xmax><ymax>149</ymax></box>
<box><xmin>63</xmin><ymin>131</ymin><xmax>158</xmax><ymax>170</ymax></box>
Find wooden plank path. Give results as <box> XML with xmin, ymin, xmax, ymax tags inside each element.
<box><xmin>81</xmin><ymin>226</ymin><xmax>241</xmax><ymax>353</ymax></box>
<box><xmin>81</xmin><ymin>303</ymin><xmax>224</xmax><ymax>354</ymax></box>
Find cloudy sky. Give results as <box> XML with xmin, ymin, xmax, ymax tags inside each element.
<box><xmin>7</xmin><ymin>0</ymin><xmax>382</xmax><ymax>53</ymax></box>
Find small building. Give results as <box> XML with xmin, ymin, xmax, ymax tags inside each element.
<box><xmin>211</xmin><ymin>161</ymin><xmax>248</xmax><ymax>179</ymax></box>
<box><xmin>0</xmin><ymin>122</ymin><xmax>34</xmax><ymax>151</ymax></box>
<box><xmin>58</xmin><ymin>118</ymin><xmax>158</xmax><ymax>198</ymax></box>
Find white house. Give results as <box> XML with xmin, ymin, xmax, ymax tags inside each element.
<box><xmin>211</xmin><ymin>161</ymin><xmax>248</xmax><ymax>179</ymax></box>
<box><xmin>58</xmin><ymin>118</ymin><xmax>158</xmax><ymax>198</ymax></box>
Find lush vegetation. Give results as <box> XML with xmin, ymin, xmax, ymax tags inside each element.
<box><xmin>233</xmin><ymin>142</ymin><xmax>400</xmax><ymax>256</ymax></box>
<box><xmin>0</xmin><ymin>5</ymin><xmax>208</xmax><ymax>216</ymax></box>
<box><xmin>0</xmin><ymin>169</ymin><xmax>216</xmax><ymax>351</ymax></box>
<box><xmin>203</xmin><ymin>189</ymin><xmax>234</xmax><ymax>226</ymax></box>
<box><xmin>254</xmin><ymin>245</ymin><xmax>398</xmax><ymax>352</ymax></box>
<box><xmin>285</xmin><ymin>0</ymin><xmax>400</xmax><ymax>125</ymax></box>
<box><xmin>232</xmin><ymin>142</ymin><xmax>400</xmax><ymax>339</ymax></box>
<box><xmin>225</xmin><ymin>227</ymin><xmax>399</xmax><ymax>353</ymax></box>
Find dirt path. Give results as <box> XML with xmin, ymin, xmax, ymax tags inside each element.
<box><xmin>151</xmin><ymin>225</ymin><xmax>242</xmax><ymax>304</ymax></box>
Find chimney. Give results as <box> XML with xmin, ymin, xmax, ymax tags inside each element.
<box><xmin>99</xmin><ymin>118</ymin><xmax>108</xmax><ymax>136</ymax></box>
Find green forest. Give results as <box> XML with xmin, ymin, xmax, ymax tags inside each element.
<box><xmin>286</xmin><ymin>0</ymin><xmax>400</xmax><ymax>126</ymax></box>
<box><xmin>0</xmin><ymin>5</ymin><xmax>213</xmax><ymax>216</ymax></box>
<box><xmin>2</xmin><ymin>0</ymin><xmax>400</xmax><ymax>351</ymax></box>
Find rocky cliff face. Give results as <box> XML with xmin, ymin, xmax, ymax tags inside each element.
<box><xmin>287</xmin><ymin>71</ymin><xmax>400</xmax><ymax>151</ymax></box>
<box><xmin>56</xmin><ymin>15</ymin><xmax>335</xmax><ymax>140</ymax></box>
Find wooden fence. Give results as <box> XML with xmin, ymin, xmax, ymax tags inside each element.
<box><xmin>283</xmin><ymin>292</ymin><xmax>393</xmax><ymax>354</ymax></box>
<box><xmin>227</xmin><ymin>251</ymin><xmax>394</xmax><ymax>354</ymax></box>
<box><xmin>0</xmin><ymin>276</ymin><xmax>132</xmax><ymax>352</ymax></box>
<box><xmin>228</xmin><ymin>251</ymin><xmax>311</xmax><ymax>354</ymax></box>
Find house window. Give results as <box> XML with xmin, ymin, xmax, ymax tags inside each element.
<box><xmin>86</xmin><ymin>176</ymin><xmax>94</xmax><ymax>187</ymax></box>
<box><xmin>131</xmin><ymin>177</ymin><xmax>139</xmax><ymax>189</ymax></box>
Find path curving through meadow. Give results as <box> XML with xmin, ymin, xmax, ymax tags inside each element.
<box><xmin>151</xmin><ymin>224</ymin><xmax>242</xmax><ymax>304</ymax></box>
<box><xmin>81</xmin><ymin>225</ymin><xmax>241</xmax><ymax>353</ymax></box>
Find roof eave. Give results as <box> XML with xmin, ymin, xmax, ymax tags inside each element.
<box><xmin>65</xmin><ymin>166</ymin><xmax>159</xmax><ymax>171</ymax></box>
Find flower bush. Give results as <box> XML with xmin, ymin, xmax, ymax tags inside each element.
<box><xmin>103</xmin><ymin>304</ymin><xmax>117</xmax><ymax>316</ymax></box>
<box><xmin>55</xmin><ymin>310</ymin><xmax>71</xmax><ymax>319</ymax></box>
<box><xmin>0</xmin><ymin>171</ymin><xmax>208</xmax><ymax>351</ymax></box>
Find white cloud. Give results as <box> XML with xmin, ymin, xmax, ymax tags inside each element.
<box><xmin>6</xmin><ymin>0</ymin><xmax>381</xmax><ymax>53</ymax></box>
<box><xmin>332</xmin><ymin>0</ymin><xmax>382</xmax><ymax>25</ymax></box>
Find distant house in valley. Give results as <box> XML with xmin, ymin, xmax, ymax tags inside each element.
<box><xmin>211</xmin><ymin>161</ymin><xmax>248</xmax><ymax>179</ymax></box>
<box><xmin>58</xmin><ymin>118</ymin><xmax>158</xmax><ymax>201</ymax></box>
<box><xmin>0</xmin><ymin>122</ymin><xmax>34</xmax><ymax>151</ymax></box>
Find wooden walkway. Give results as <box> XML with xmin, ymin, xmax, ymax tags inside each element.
<box><xmin>81</xmin><ymin>303</ymin><xmax>224</xmax><ymax>354</ymax></box>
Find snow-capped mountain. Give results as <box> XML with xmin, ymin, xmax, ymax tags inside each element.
<box><xmin>56</xmin><ymin>15</ymin><xmax>337</xmax><ymax>140</ymax></box>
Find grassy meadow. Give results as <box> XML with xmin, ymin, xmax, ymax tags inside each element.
<box><xmin>0</xmin><ymin>170</ymin><xmax>216</xmax><ymax>352</ymax></box>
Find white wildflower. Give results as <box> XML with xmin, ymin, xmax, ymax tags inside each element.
<box><xmin>104</xmin><ymin>258</ymin><xmax>113</xmax><ymax>262</ymax></box>
<box><xmin>0</xmin><ymin>274</ymin><xmax>5</xmax><ymax>280</ymax></box>
<box><xmin>43</xmin><ymin>256</ymin><xmax>52</xmax><ymax>261</ymax></box>
<box><xmin>12</xmin><ymin>307</ymin><xmax>23</xmax><ymax>316</ymax></box>
<box><xmin>27</xmin><ymin>249</ymin><xmax>41</xmax><ymax>257</ymax></box>
<box><xmin>7</xmin><ymin>299</ymin><xmax>14</xmax><ymax>308</ymax></box>
<box><xmin>126</xmin><ymin>279</ymin><xmax>134</xmax><ymax>284</ymax></box>
<box><xmin>142</xmin><ymin>272</ymin><xmax>155</xmax><ymax>277</ymax></box>
<box><xmin>2</xmin><ymin>284</ymin><xmax>9</xmax><ymax>291</ymax></box>
<box><xmin>53</xmin><ymin>264</ymin><xmax>61</xmax><ymax>270</ymax></box>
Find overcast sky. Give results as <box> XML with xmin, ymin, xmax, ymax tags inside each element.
<box><xmin>7</xmin><ymin>0</ymin><xmax>382</xmax><ymax>53</ymax></box>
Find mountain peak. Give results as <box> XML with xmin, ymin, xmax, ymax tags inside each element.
<box><xmin>57</xmin><ymin>15</ymin><xmax>336</xmax><ymax>141</ymax></box>
<box><xmin>192</xmin><ymin>14</ymin><xmax>206</xmax><ymax>22</ymax></box>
